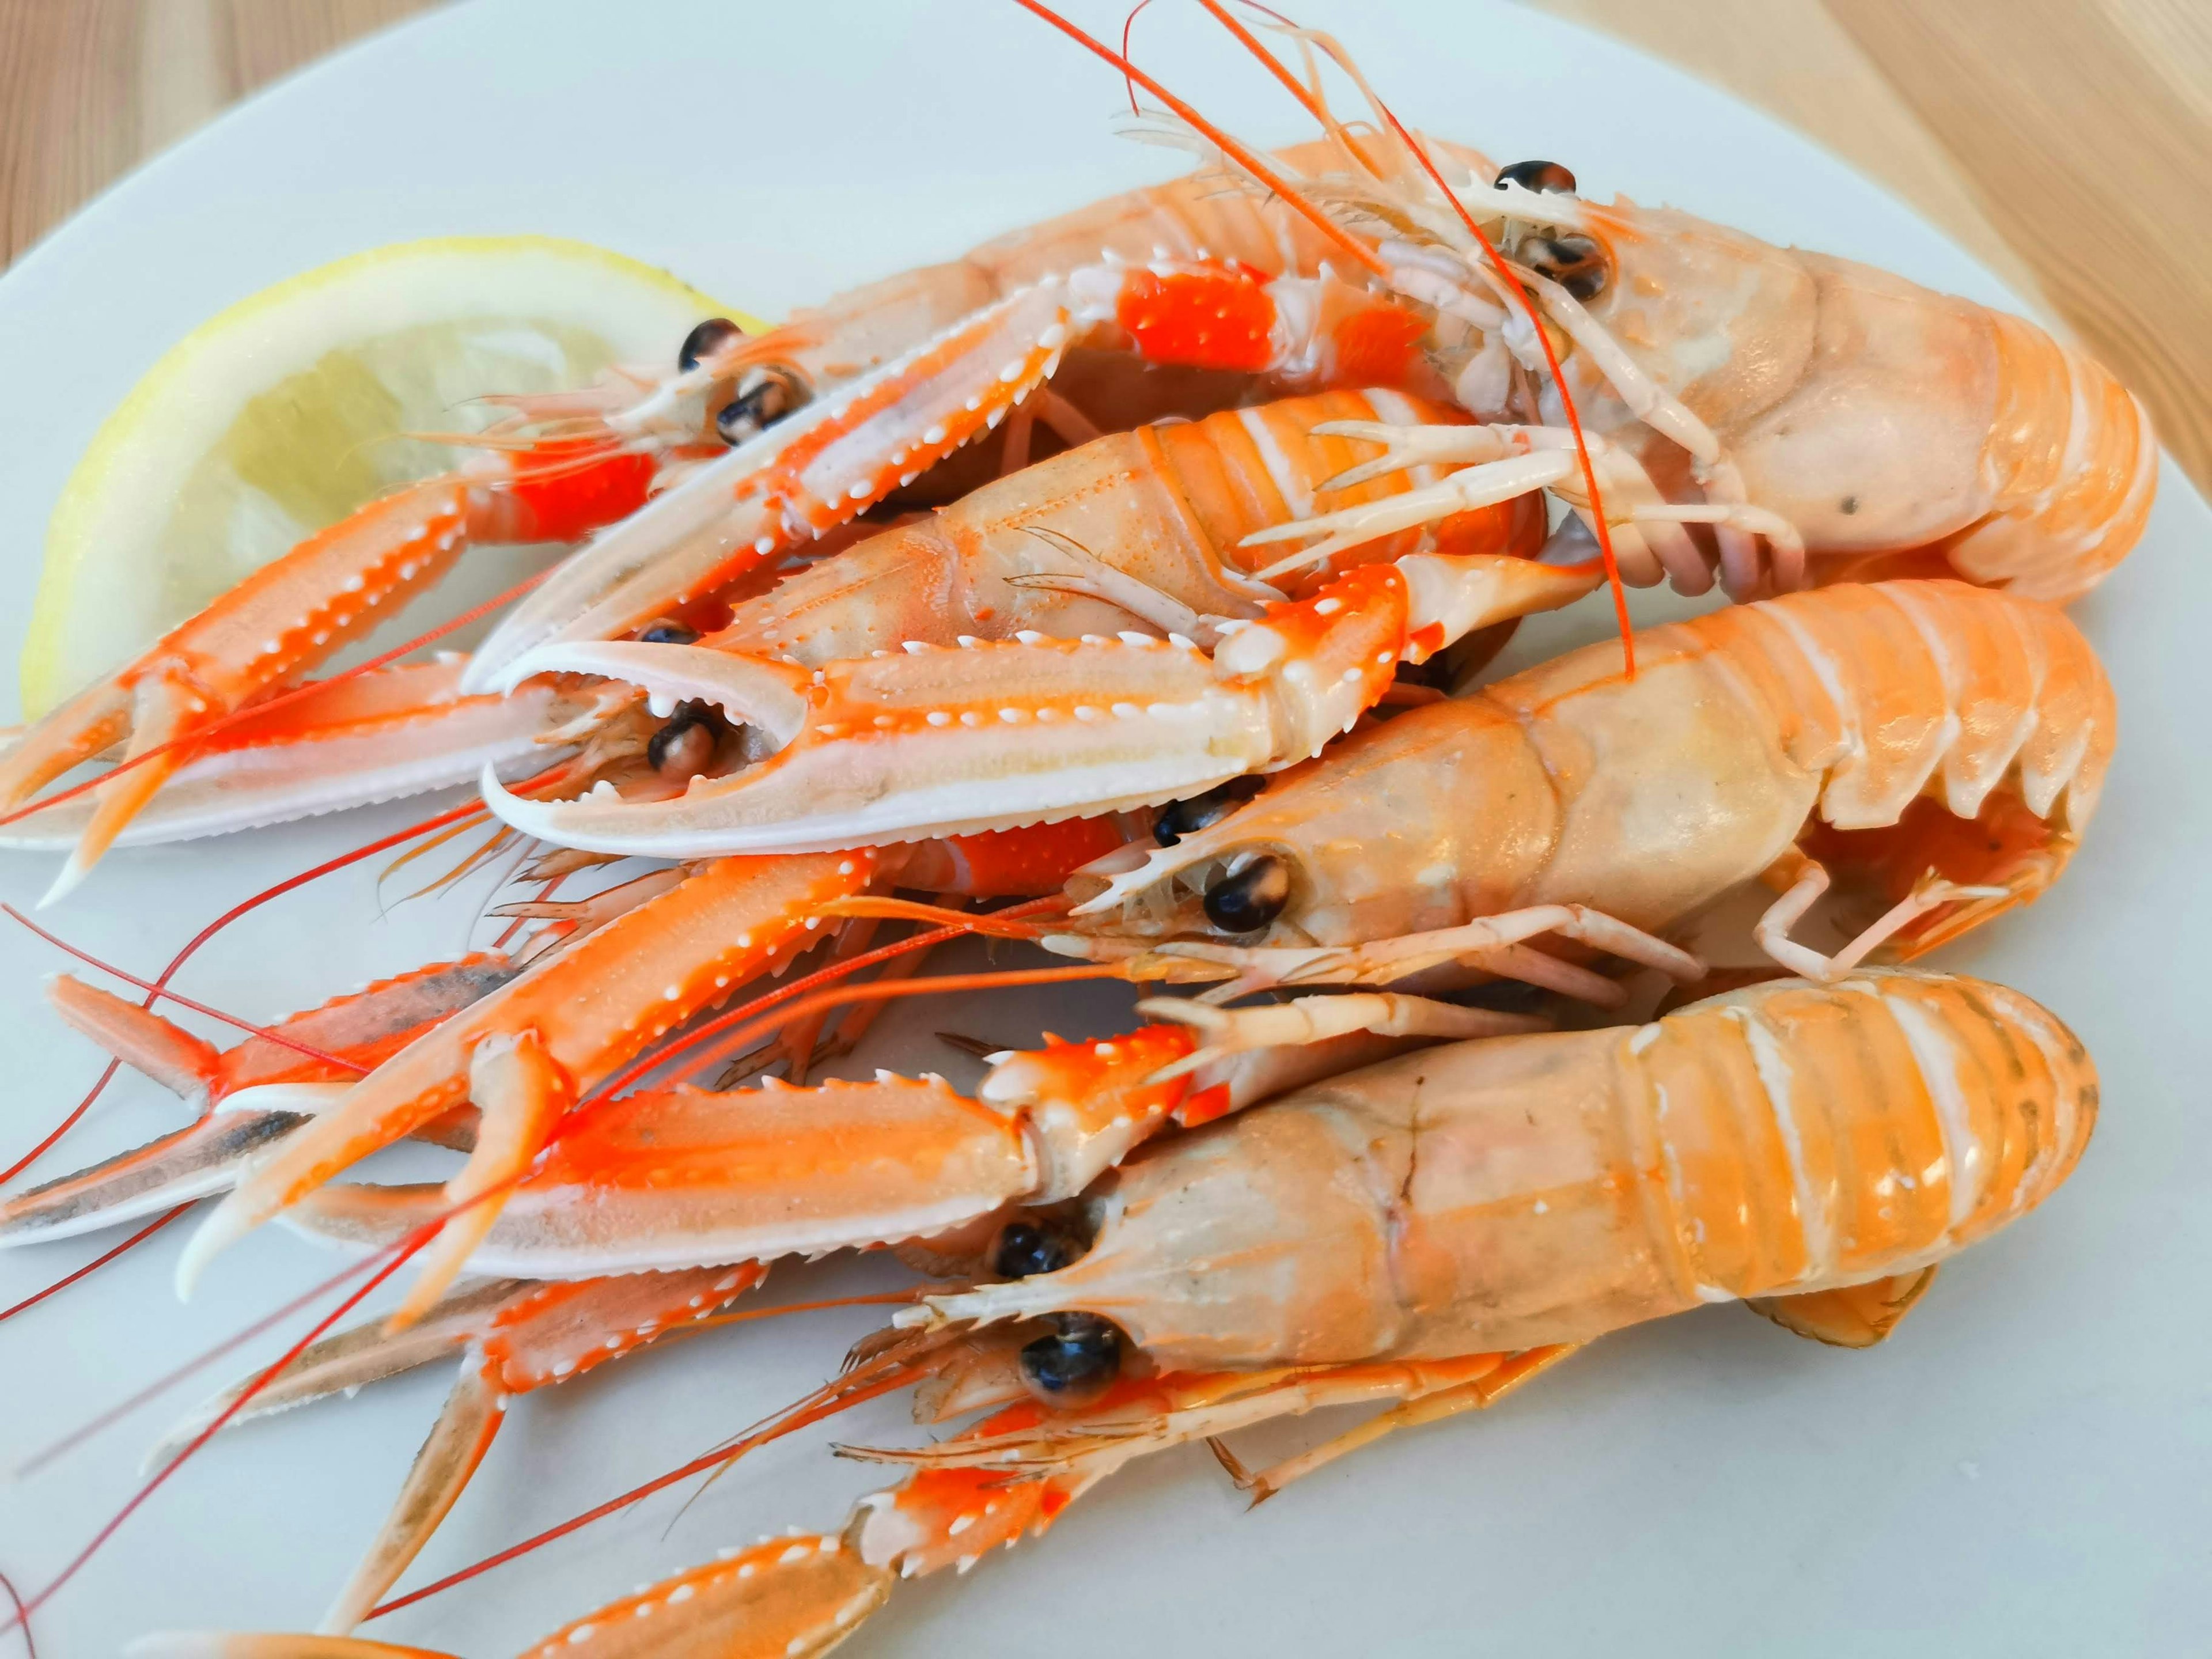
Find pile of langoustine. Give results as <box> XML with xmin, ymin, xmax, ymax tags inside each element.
<box><xmin>0</xmin><ymin>4</ymin><xmax>2143</xmax><ymax>1656</ymax></box>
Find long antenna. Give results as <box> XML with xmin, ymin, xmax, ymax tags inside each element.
<box><xmin>3</xmin><ymin>1226</ymin><xmax>435</xmax><ymax>1629</ymax></box>
<box><xmin>0</xmin><ymin>1207</ymin><xmax>188</xmax><ymax>1327</ymax></box>
<box><xmin>1190</xmin><ymin>0</ymin><xmax>1634</xmax><ymax>669</ymax></box>
<box><xmin>368</xmin><ymin>1349</ymin><xmax>925</xmax><ymax>1618</ymax></box>
<box><xmin>3</xmin><ymin>906</ymin><xmax>368</xmax><ymax>1072</ymax></box>
<box><xmin>1009</xmin><ymin>0</ymin><xmax>1389</xmax><ymax>279</ymax></box>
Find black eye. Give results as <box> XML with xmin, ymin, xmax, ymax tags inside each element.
<box><xmin>1522</xmin><ymin>232</ymin><xmax>1608</xmax><ymax>303</ymax></box>
<box><xmin>1203</xmin><ymin>854</ymin><xmax>1290</xmax><ymax>934</ymax></box>
<box><xmin>715</xmin><ymin>369</ymin><xmax>805</xmax><ymax>445</ymax></box>
<box><xmin>678</xmin><ymin>317</ymin><xmax>745</xmax><ymax>373</ymax></box>
<box><xmin>637</xmin><ymin>622</ymin><xmax>699</xmax><ymax>646</ymax></box>
<box><xmin>1018</xmin><ymin>1313</ymin><xmax>1122</xmax><ymax>1407</ymax></box>
<box><xmin>1153</xmin><ymin>775</ymin><xmax>1264</xmax><ymax>847</ymax></box>
<box><xmin>989</xmin><ymin>1217</ymin><xmax>1082</xmax><ymax>1280</ymax></box>
<box><xmin>647</xmin><ymin>700</ymin><xmax>719</xmax><ymax>781</ymax></box>
<box><xmin>1495</xmin><ymin>159</ymin><xmax>1577</xmax><ymax>196</ymax></box>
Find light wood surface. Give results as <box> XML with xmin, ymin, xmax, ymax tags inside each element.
<box><xmin>1531</xmin><ymin>0</ymin><xmax>2212</xmax><ymax>491</ymax></box>
<box><xmin>3</xmin><ymin>0</ymin><xmax>2209</xmax><ymax>492</ymax></box>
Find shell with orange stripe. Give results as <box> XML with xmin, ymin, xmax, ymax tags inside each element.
<box><xmin>706</xmin><ymin>387</ymin><xmax>1545</xmax><ymax>665</ymax></box>
<box><xmin>923</xmin><ymin>971</ymin><xmax>2095</xmax><ymax>1366</ymax></box>
<box><xmin>1072</xmin><ymin>579</ymin><xmax>2114</xmax><ymax>976</ymax></box>
<box><xmin>710</xmin><ymin>138</ymin><xmax>1479</xmax><ymax>407</ymax></box>
<box><xmin>270</xmin><ymin>973</ymin><xmax>2090</xmax><ymax>1659</ymax></box>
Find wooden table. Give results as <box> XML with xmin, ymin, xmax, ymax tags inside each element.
<box><xmin>5</xmin><ymin>0</ymin><xmax>2209</xmax><ymax>492</ymax></box>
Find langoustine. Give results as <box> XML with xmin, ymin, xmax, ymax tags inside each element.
<box><xmin>486</xmin><ymin>575</ymin><xmax>2113</xmax><ymax>1002</ymax></box>
<box><xmin>1063</xmin><ymin>3</ymin><xmax>2156</xmax><ymax>603</ymax></box>
<box><xmin>139</xmin><ymin>997</ymin><xmax>1484</xmax><ymax>1632</ymax></box>
<box><xmin>136</xmin><ymin>968</ymin><xmax>2097</xmax><ymax>1657</ymax></box>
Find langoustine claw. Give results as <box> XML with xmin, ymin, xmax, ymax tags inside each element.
<box><xmin>476</xmin><ymin>554</ymin><xmax>1601</xmax><ymax>858</ymax></box>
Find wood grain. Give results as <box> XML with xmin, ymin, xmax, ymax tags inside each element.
<box><xmin>1522</xmin><ymin>0</ymin><xmax>2051</xmax><ymax>302</ymax></box>
<box><xmin>1820</xmin><ymin>0</ymin><xmax>2212</xmax><ymax>490</ymax></box>
<box><xmin>2</xmin><ymin>0</ymin><xmax>2209</xmax><ymax>493</ymax></box>
<box><xmin>1525</xmin><ymin>0</ymin><xmax>2212</xmax><ymax>493</ymax></box>
<box><xmin>0</xmin><ymin>0</ymin><xmax>437</xmax><ymax>264</ymax></box>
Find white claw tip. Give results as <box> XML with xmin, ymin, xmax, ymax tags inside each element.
<box><xmin>37</xmin><ymin>852</ymin><xmax>91</xmax><ymax>909</ymax></box>
<box><xmin>173</xmin><ymin>1199</ymin><xmax>253</xmax><ymax>1302</ymax></box>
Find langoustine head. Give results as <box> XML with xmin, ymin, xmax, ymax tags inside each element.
<box><xmin>1052</xmin><ymin>688</ymin><xmax>1555</xmax><ymax>956</ymax></box>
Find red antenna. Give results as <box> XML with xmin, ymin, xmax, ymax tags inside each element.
<box><xmin>1191</xmin><ymin>0</ymin><xmax>1634</xmax><ymax>670</ymax></box>
<box><xmin>1009</xmin><ymin>0</ymin><xmax>1389</xmax><ymax>279</ymax></box>
<box><xmin>3</xmin><ymin>905</ymin><xmax>369</xmax><ymax>1071</ymax></box>
<box><xmin>1</xmin><ymin>794</ymin><xmax>507</xmax><ymax>1190</ymax></box>
<box><xmin>0</xmin><ymin>796</ymin><xmax>495</xmax><ymax>1326</ymax></box>
<box><xmin>0</xmin><ymin>1207</ymin><xmax>188</xmax><ymax>1327</ymax></box>
<box><xmin>4</xmin><ymin>1225</ymin><xmax>437</xmax><ymax>1629</ymax></box>
<box><xmin>368</xmin><ymin>1333</ymin><xmax>929</xmax><ymax>1618</ymax></box>
<box><xmin>0</xmin><ymin>1567</ymin><xmax>35</xmax><ymax>1659</ymax></box>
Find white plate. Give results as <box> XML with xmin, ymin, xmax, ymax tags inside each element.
<box><xmin>1</xmin><ymin>3</ymin><xmax>2205</xmax><ymax>1656</ymax></box>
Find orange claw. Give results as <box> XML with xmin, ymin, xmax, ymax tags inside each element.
<box><xmin>1</xmin><ymin>442</ymin><xmax>655</xmax><ymax>903</ymax></box>
<box><xmin>481</xmin><ymin>553</ymin><xmax>1601</xmax><ymax>859</ymax></box>
<box><xmin>172</xmin><ymin>851</ymin><xmax>879</xmax><ymax>1301</ymax></box>
<box><xmin>518</xmin><ymin>1535</ymin><xmax>891</xmax><ymax>1659</ymax></box>
<box><xmin>274</xmin><ymin>1006</ymin><xmax>1392</xmax><ymax>1282</ymax></box>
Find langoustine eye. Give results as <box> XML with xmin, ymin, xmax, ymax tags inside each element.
<box><xmin>1154</xmin><ymin>775</ymin><xmax>1264</xmax><ymax>847</ymax></box>
<box><xmin>1522</xmin><ymin>232</ymin><xmax>1609</xmax><ymax>302</ymax></box>
<box><xmin>714</xmin><ymin>366</ymin><xmax>808</xmax><ymax>444</ymax></box>
<box><xmin>1494</xmin><ymin>158</ymin><xmax>1577</xmax><ymax>195</ymax></box>
<box><xmin>988</xmin><ymin>1217</ymin><xmax>1084</xmax><ymax>1280</ymax></box>
<box><xmin>646</xmin><ymin>700</ymin><xmax>721</xmax><ymax>781</ymax></box>
<box><xmin>1203</xmin><ymin>853</ymin><xmax>1291</xmax><ymax>933</ymax></box>
<box><xmin>1018</xmin><ymin>1313</ymin><xmax>1123</xmax><ymax>1407</ymax></box>
<box><xmin>677</xmin><ymin>316</ymin><xmax>744</xmax><ymax>373</ymax></box>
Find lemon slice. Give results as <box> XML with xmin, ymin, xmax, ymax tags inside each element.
<box><xmin>24</xmin><ymin>235</ymin><xmax>757</xmax><ymax>719</ymax></box>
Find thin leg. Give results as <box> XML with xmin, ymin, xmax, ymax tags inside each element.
<box><xmin>1005</xmin><ymin>526</ymin><xmax>1226</xmax><ymax>638</ymax></box>
<box><xmin>1035</xmin><ymin>387</ymin><xmax>1103</xmax><ymax>449</ymax></box>
<box><xmin>1240</xmin><ymin>451</ymin><xmax>1575</xmax><ymax>580</ymax></box>
<box><xmin>1623</xmin><ymin>502</ymin><xmax>1806</xmax><ymax>599</ymax></box>
<box><xmin>1755</xmin><ymin>856</ymin><xmax>2005</xmax><ymax>982</ymax></box>
<box><xmin>1162</xmin><ymin>903</ymin><xmax>1702</xmax><ymax>1001</ymax></box>
<box><xmin>998</xmin><ymin>397</ymin><xmax>1038</xmax><ymax>476</ymax></box>
<box><xmin>1140</xmin><ymin>990</ymin><xmax>1546</xmax><ymax>1081</ymax></box>
<box><xmin>1213</xmin><ymin>1344</ymin><xmax>1580</xmax><ymax>1505</ymax></box>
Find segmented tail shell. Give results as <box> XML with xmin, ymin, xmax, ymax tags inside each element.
<box><xmin>1633</xmin><ymin>971</ymin><xmax>2097</xmax><ymax>1302</ymax></box>
<box><xmin>1668</xmin><ymin>579</ymin><xmax>2113</xmax><ymax>833</ymax></box>
<box><xmin>1950</xmin><ymin>315</ymin><xmax>2157</xmax><ymax>603</ymax></box>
